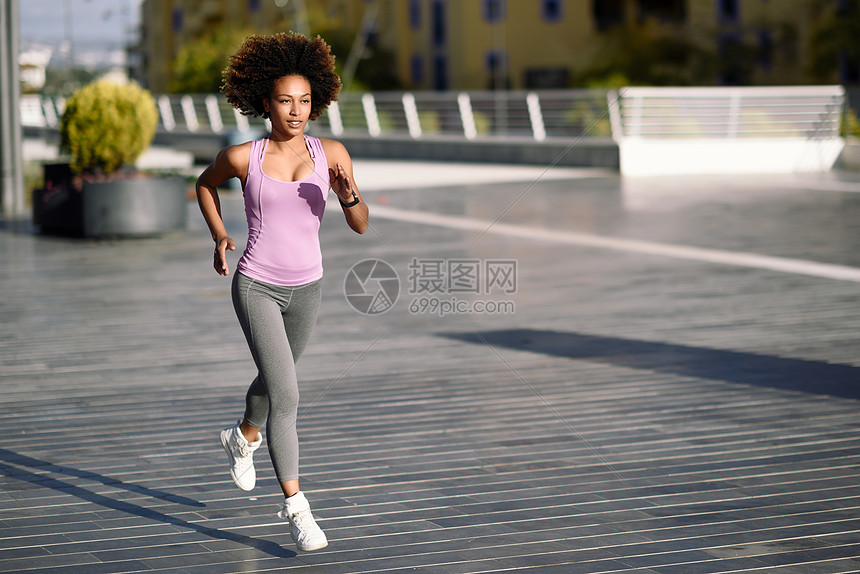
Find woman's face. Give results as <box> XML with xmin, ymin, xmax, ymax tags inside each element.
<box><xmin>265</xmin><ymin>74</ymin><xmax>312</xmax><ymax>138</ymax></box>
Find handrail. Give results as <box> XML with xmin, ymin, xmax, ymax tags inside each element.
<box><xmin>610</xmin><ymin>85</ymin><xmax>845</xmax><ymax>140</ymax></box>
<box><xmin>20</xmin><ymin>89</ymin><xmax>614</xmax><ymax>141</ymax></box>
<box><xmin>21</xmin><ymin>86</ymin><xmax>846</xmax><ymax>144</ymax></box>
<box><xmin>608</xmin><ymin>86</ymin><xmax>846</xmax><ymax>175</ymax></box>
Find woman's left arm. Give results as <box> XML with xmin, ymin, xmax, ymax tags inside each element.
<box><xmin>323</xmin><ymin>139</ymin><xmax>369</xmax><ymax>234</ymax></box>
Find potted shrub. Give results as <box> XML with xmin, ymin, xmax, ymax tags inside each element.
<box><xmin>32</xmin><ymin>79</ymin><xmax>187</xmax><ymax>237</ymax></box>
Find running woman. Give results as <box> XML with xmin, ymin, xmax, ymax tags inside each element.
<box><xmin>195</xmin><ymin>32</ymin><xmax>368</xmax><ymax>552</ymax></box>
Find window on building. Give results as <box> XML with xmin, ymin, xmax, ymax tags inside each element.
<box><xmin>171</xmin><ymin>8</ymin><xmax>183</xmax><ymax>33</ymax></box>
<box><xmin>593</xmin><ymin>0</ymin><xmax>624</xmax><ymax>31</ymax></box>
<box><xmin>409</xmin><ymin>0</ymin><xmax>422</xmax><ymax>30</ymax></box>
<box><xmin>835</xmin><ymin>0</ymin><xmax>859</xmax><ymax>82</ymax></box>
<box><xmin>483</xmin><ymin>0</ymin><xmax>505</xmax><ymax>22</ymax></box>
<box><xmin>364</xmin><ymin>25</ymin><xmax>381</xmax><ymax>49</ymax></box>
<box><xmin>433</xmin><ymin>55</ymin><xmax>448</xmax><ymax>90</ymax></box>
<box><xmin>841</xmin><ymin>53</ymin><xmax>860</xmax><ymax>84</ymax></box>
<box><xmin>637</xmin><ymin>0</ymin><xmax>685</xmax><ymax>23</ymax></box>
<box><xmin>432</xmin><ymin>1</ymin><xmax>446</xmax><ymax>46</ymax></box>
<box><xmin>718</xmin><ymin>33</ymin><xmax>751</xmax><ymax>84</ymax></box>
<box><xmin>758</xmin><ymin>29</ymin><xmax>773</xmax><ymax>72</ymax></box>
<box><xmin>410</xmin><ymin>53</ymin><xmax>424</xmax><ymax>87</ymax></box>
<box><xmin>718</xmin><ymin>0</ymin><xmax>739</xmax><ymax>23</ymax></box>
<box><xmin>542</xmin><ymin>0</ymin><xmax>563</xmax><ymax>22</ymax></box>
<box><xmin>485</xmin><ymin>51</ymin><xmax>505</xmax><ymax>73</ymax></box>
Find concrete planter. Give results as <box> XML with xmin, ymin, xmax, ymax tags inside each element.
<box><xmin>33</xmin><ymin>165</ymin><xmax>187</xmax><ymax>238</ymax></box>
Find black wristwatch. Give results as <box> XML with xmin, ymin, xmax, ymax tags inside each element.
<box><xmin>339</xmin><ymin>190</ymin><xmax>360</xmax><ymax>208</ymax></box>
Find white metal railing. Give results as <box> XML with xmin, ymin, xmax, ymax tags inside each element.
<box><xmin>20</xmin><ymin>89</ymin><xmax>613</xmax><ymax>140</ymax></box>
<box><xmin>21</xmin><ymin>86</ymin><xmax>847</xmax><ymax>146</ymax></box>
<box><xmin>608</xmin><ymin>86</ymin><xmax>847</xmax><ymax>175</ymax></box>
<box><xmin>609</xmin><ymin>86</ymin><xmax>845</xmax><ymax>140</ymax></box>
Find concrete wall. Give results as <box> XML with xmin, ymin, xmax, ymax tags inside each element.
<box><xmin>149</xmin><ymin>130</ymin><xmax>620</xmax><ymax>169</ymax></box>
<box><xmin>332</xmin><ymin>135</ymin><xmax>619</xmax><ymax>168</ymax></box>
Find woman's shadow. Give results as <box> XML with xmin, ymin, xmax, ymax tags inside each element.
<box><xmin>0</xmin><ymin>448</ymin><xmax>296</xmax><ymax>558</ymax></box>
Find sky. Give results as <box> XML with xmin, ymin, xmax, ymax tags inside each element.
<box><xmin>18</xmin><ymin>0</ymin><xmax>143</xmax><ymax>69</ymax></box>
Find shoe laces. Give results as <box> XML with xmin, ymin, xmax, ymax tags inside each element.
<box><xmin>231</xmin><ymin>431</ymin><xmax>255</xmax><ymax>458</ymax></box>
<box><xmin>292</xmin><ymin>510</ymin><xmax>321</xmax><ymax>540</ymax></box>
<box><xmin>278</xmin><ymin>502</ymin><xmax>299</xmax><ymax>520</ymax></box>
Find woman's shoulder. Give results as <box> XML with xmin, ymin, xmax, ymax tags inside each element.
<box><xmin>208</xmin><ymin>140</ymin><xmax>255</xmax><ymax>179</ymax></box>
<box><xmin>318</xmin><ymin>137</ymin><xmax>349</xmax><ymax>161</ymax></box>
<box><xmin>216</xmin><ymin>140</ymin><xmax>255</xmax><ymax>164</ymax></box>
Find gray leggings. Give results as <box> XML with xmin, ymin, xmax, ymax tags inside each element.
<box><xmin>231</xmin><ymin>271</ymin><xmax>321</xmax><ymax>482</ymax></box>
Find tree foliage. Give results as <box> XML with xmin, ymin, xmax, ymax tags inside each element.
<box><xmin>579</xmin><ymin>21</ymin><xmax>720</xmax><ymax>87</ymax></box>
<box><xmin>169</xmin><ymin>8</ymin><xmax>401</xmax><ymax>94</ymax></box>
<box><xmin>808</xmin><ymin>0</ymin><xmax>860</xmax><ymax>83</ymax></box>
<box><xmin>169</xmin><ymin>27</ymin><xmax>255</xmax><ymax>93</ymax></box>
<box><xmin>312</xmin><ymin>25</ymin><xmax>401</xmax><ymax>91</ymax></box>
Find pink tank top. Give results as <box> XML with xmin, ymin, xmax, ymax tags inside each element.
<box><xmin>236</xmin><ymin>136</ymin><xmax>329</xmax><ymax>286</ymax></box>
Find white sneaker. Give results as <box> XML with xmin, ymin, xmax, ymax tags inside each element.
<box><xmin>278</xmin><ymin>491</ymin><xmax>328</xmax><ymax>551</ymax></box>
<box><xmin>219</xmin><ymin>421</ymin><xmax>261</xmax><ymax>491</ymax></box>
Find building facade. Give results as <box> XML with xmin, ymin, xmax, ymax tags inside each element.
<box><xmin>395</xmin><ymin>0</ymin><xmax>820</xmax><ymax>90</ymax></box>
<box><xmin>138</xmin><ymin>0</ymin><xmax>846</xmax><ymax>94</ymax></box>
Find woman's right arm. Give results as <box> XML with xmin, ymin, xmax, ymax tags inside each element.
<box><xmin>195</xmin><ymin>144</ymin><xmax>249</xmax><ymax>276</ymax></box>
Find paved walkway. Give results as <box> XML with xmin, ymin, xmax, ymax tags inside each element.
<box><xmin>1</xmin><ymin>160</ymin><xmax>860</xmax><ymax>573</ymax></box>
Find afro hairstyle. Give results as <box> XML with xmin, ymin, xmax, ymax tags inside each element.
<box><xmin>222</xmin><ymin>32</ymin><xmax>341</xmax><ymax>121</ymax></box>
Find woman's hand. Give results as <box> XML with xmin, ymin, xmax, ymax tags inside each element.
<box><xmin>214</xmin><ymin>236</ymin><xmax>236</xmax><ymax>276</ymax></box>
<box><xmin>331</xmin><ymin>162</ymin><xmax>354</xmax><ymax>203</ymax></box>
<box><xmin>197</xmin><ymin>143</ymin><xmax>249</xmax><ymax>274</ymax></box>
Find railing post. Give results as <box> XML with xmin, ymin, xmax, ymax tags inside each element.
<box><xmin>526</xmin><ymin>92</ymin><xmax>546</xmax><ymax>141</ymax></box>
<box><xmin>42</xmin><ymin>96</ymin><xmax>58</xmax><ymax>128</ymax></box>
<box><xmin>607</xmin><ymin>89</ymin><xmax>623</xmax><ymax>141</ymax></box>
<box><xmin>157</xmin><ymin>96</ymin><xmax>175</xmax><ymax>132</ymax></box>
<box><xmin>727</xmin><ymin>91</ymin><xmax>740</xmax><ymax>138</ymax></box>
<box><xmin>204</xmin><ymin>95</ymin><xmax>223</xmax><ymax>133</ymax></box>
<box><xmin>457</xmin><ymin>92</ymin><xmax>477</xmax><ymax>140</ymax></box>
<box><xmin>327</xmin><ymin>100</ymin><xmax>343</xmax><ymax>136</ymax></box>
<box><xmin>629</xmin><ymin>93</ymin><xmax>642</xmax><ymax>137</ymax></box>
<box><xmin>232</xmin><ymin>108</ymin><xmax>250</xmax><ymax>133</ymax></box>
<box><xmin>827</xmin><ymin>91</ymin><xmax>845</xmax><ymax>138</ymax></box>
<box><xmin>180</xmin><ymin>95</ymin><xmax>199</xmax><ymax>132</ymax></box>
<box><xmin>402</xmin><ymin>92</ymin><xmax>422</xmax><ymax>139</ymax></box>
<box><xmin>362</xmin><ymin>93</ymin><xmax>381</xmax><ymax>137</ymax></box>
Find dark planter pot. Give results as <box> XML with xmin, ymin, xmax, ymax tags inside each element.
<box><xmin>33</xmin><ymin>165</ymin><xmax>187</xmax><ymax>238</ymax></box>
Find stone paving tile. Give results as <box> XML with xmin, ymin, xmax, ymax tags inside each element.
<box><xmin>0</xmin><ymin>553</ymin><xmax>107</xmax><ymax>572</ymax></box>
